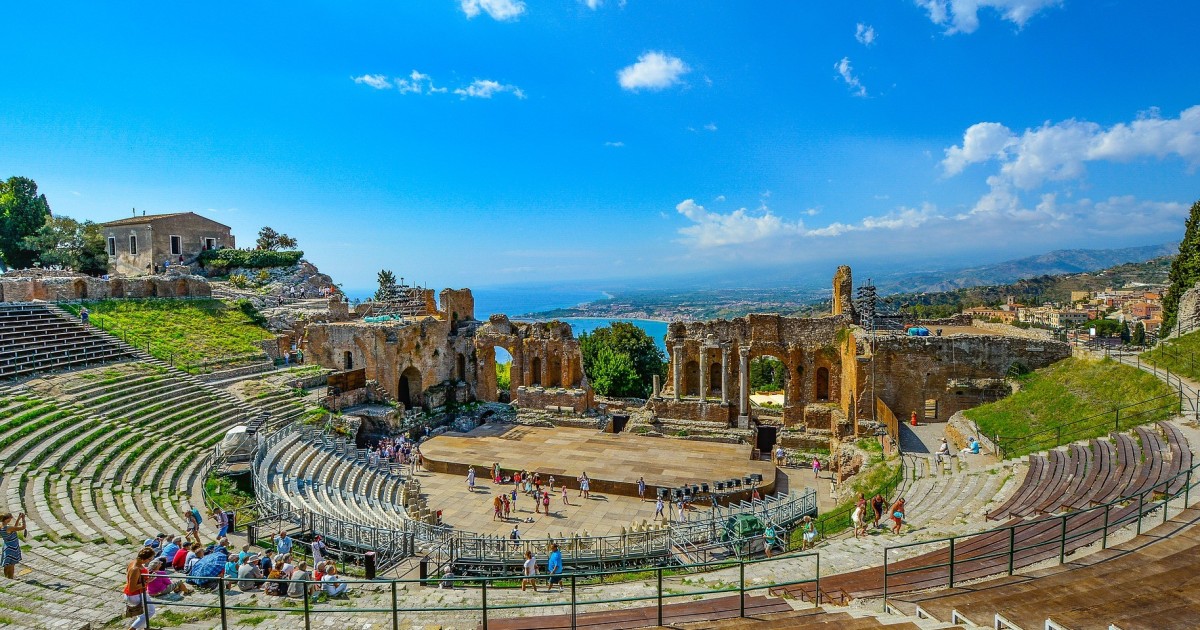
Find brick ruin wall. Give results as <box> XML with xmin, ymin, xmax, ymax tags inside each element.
<box><xmin>862</xmin><ymin>334</ymin><xmax>1071</xmax><ymax>425</ymax></box>
<box><xmin>0</xmin><ymin>271</ymin><xmax>211</xmax><ymax>302</ymax></box>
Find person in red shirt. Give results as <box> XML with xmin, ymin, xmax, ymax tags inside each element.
<box><xmin>171</xmin><ymin>545</ymin><xmax>190</xmax><ymax>572</ymax></box>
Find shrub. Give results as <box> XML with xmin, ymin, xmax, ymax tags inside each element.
<box><xmin>198</xmin><ymin>248</ymin><xmax>303</xmax><ymax>269</ymax></box>
<box><xmin>229</xmin><ymin>273</ymin><xmax>249</xmax><ymax>289</ymax></box>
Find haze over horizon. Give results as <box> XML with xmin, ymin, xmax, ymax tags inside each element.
<box><xmin>3</xmin><ymin>1</ymin><xmax>1199</xmax><ymax>291</ymax></box>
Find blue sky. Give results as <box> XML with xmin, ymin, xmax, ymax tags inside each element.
<box><xmin>3</xmin><ymin>1</ymin><xmax>1199</xmax><ymax>291</ymax></box>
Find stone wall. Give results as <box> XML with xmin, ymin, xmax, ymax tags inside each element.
<box><xmin>1171</xmin><ymin>280</ymin><xmax>1200</xmax><ymax>337</ymax></box>
<box><xmin>970</xmin><ymin>320</ymin><xmax>1055</xmax><ymax>340</ymax></box>
<box><xmin>474</xmin><ymin>315</ymin><xmax>590</xmax><ymax>406</ymax></box>
<box><xmin>0</xmin><ymin>270</ymin><xmax>211</xmax><ymax>303</ymax></box>
<box><xmin>865</xmin><ymin>334</ymin><xmax>1070</xmax><ymax>424</ymax></box>
<box><xmin>513</xmin><ymin>385</ymin><xmax>593</xmax><ymax>414</ymax></box>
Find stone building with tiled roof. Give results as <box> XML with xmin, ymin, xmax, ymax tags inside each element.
<box><xmin>101</xmin><ymin>211</ymin><xmax>234</xmax><ymax>276</ymax></box>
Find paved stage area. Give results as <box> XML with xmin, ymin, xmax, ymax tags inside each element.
<box><xmin>420</xmin><ymin>424</ymin><xmax>776</xmax><ymax>496</ymax></box>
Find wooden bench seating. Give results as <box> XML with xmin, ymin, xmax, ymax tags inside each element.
<box><xmin>482</xmin><ymin>593</ymin><xmax>793</xmax><ymax>630</ymax></box>
<box><xmin>986</xmin><ymin>455</ymin><xmax>1046</xmax><ymax>520</ymax></box>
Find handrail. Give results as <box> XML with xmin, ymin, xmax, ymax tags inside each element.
<box><xmin>147</xmin><ymin>548</ymin><xmax>823</xmax><ymax>628</ymax></box>
<box><xmin>880</xmin><ymin>446</ymin><xmax>1200</xmax><ymax>610</ymax></box>
<box><xmin>990</xmin><ymin>389</ymin><xmax>1181</xmax><ymax>459</ymax></box>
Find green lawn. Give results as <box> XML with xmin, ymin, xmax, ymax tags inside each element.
<box><xmin>1141</xmin><ymin>329</ymin><xmax>1200</xmax><ymax>383</ymax></box>
<box><xmin>62</xmin><ymin>299</ymin><xmax>274</xmax><ymax>372</ymax></box>
<box><xmin>966</xmin><ymin>357</ymin><xmax>1177</xmax><ymax>458</ymax></box>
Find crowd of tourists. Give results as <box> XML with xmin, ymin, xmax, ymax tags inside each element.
<box><xmin>365</xmin><ymin>435</ymin><xmax>424</xmax><ymax>472</ymax></box>
<box><xmin>116</xmin><ymin>505</ymin><xmax>351</xmax><ymax>629</ymax></box>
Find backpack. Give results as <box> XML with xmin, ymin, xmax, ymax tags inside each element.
<box><xmin>191</xmin><ymin>508</ymin><xmax>202</xmax><ymax>526</ymax></box>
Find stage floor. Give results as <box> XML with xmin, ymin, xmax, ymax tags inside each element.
<box><xmin>420</xmin><ymin>424</ymin><xmax>776</xmax><ymax>497</ymax></box>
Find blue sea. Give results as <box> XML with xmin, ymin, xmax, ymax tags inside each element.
<box><xmin>342</xmin><ymin>285</ymin><xmax>667</xmax><ymax>361</ymax></box>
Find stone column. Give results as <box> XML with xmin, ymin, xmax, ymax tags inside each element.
<box><xmin>652</xmin><ymin>374</ymin><xmax>661</xmax><ymax>398</ymax></box>
<box><xmin>698</xmin><ymin>349</ymin><xmax>708</xmax><ymax>403</ymax></box>
<box><xmin>673</xmin><ymin>344</ymin><xmax>683</xmax><ymax>401</ymax></box>
<box><xmin>738</xmin><ymin>347</ymin><xmax>750</xmax><ymax>428</ymax></box>
<box><xmin>720</xmin><ymin>347</ymin><xmax>730</xmax><ymax>405</ymax></box>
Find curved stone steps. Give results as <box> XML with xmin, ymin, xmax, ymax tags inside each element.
<box><xmin>0</xmin><ymin>409</ymin><xmax>84</xmax><ymax>469</ymax></box>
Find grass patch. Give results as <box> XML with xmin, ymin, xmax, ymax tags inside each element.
<box><xmin>967</xmin><ymin>357</ymin><xmax>1176</xmax><ymax>458</ymax></box>
<box><xmin>205</xmin><ymin>473</ymin><xmax>258</xmax><ymax>520</ymax></box>
<box><xmin>793</xmin><ymin>457</ymin><xmax>903</xmax><ymax>547</ymax></box>
<box><xmin>1142</xmin><ymin>330</ymin><xmax>1200</xmax><ymax>383</ymax></box>
<box><xmin>61</xmin><ymin>298</ymin><xmax>273</xmax><ymax>372</ymax></box>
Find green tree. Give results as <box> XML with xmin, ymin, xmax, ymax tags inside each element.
<box><xmin>579</xmin><ymin>322</ymin><xmax>666</xmax><ymax>398</ymax></box>
<box><xmin>20</xmin><ymin>215</ymin><xmax>108</xmax><ymax>274</ymax></box>
<box><xmin>255</xmin><ymin>226</ymin><xmax>298</xmax><ymax>251</ymax></box>
<box><xmin>749</xmin><ymin>356</ymin><xmax>785</xmax><ymax>392</ymax></box>
<box><xmin>1162</xmin><ymin>199</ymin><xmax>1200</xmax><ymax>333</ymax></box>
<box><xmin>375</xmin><ymin>269</ymin><xmax>397</xmax><ymax>301</ymax></box>
<box><xmin>495</xmin><ymin>361</ymin><xmax>511</xmax><ymax>391</ymax></box>
<box><xmin>1083</xmin><ymin>318</ymin><xmax>1123</xmax><ymax>337</ymax></box>
<box><xmin>588</xmin><ymin>346</ymin><xmax>640</xmax><ymax>398</ymax></box>
<box><xmin>0</xmin><ymin>176</ymin><xmax>52</xmax><ymax>269</ymax></box>
<box><xmin>1133</xmin><ymin>321</ymin><xmax>1147</xmax><ymax>346</ymax></box>
<box><xmin>1120</xmin><ymin>321</ymin><xmax>1131</xmax><ymax>344</ymax></box>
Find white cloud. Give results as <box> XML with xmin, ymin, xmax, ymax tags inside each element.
<box><xmin>460</xmin><ymin>0</ymin><xmax>525</xmax><ymax>21</ymax></box>
<box><xmin>352</xmin><ymin>74</ymin><xmax>391</xmax><ymax>89</ymax></box>
<box><xmin>703</xmin><ymin>122</ymin><xmax>718</xmax><ymax>132</ymax></box>
<box><xmin>395</xmin><ymin>70</ymin><xmax>445</xmax><ymax>95</ymax></box>
<box><xmin>582</xmin><ymin>0</ymin><xmax>602</xmax><ymax>8</ymax></box>
<box><xmin>604</xmin><ymin>141</ymin><xmax>624</xmax><ymax>147</ymax></box>
<box><xmin>805</xmin><ymin>204</ymin><xmax>938</xmax><ymax>237</ymax></box>
<box><xmin>915</xmin><ymin>0</ymin><xmax>1061</xmax><ymax>34</ymax></box>
<box><xmin>943</xmin><ymin>105</ymin><xmax>1200</xmax><ymax>188</ymax></box>
<box><xmin>618</xmin><ymin>51</ymin><xmax>690</xmax><ymax>92</ymax></box>
<box><xmin>855</xmin><ymin>23</ymin><xmax>876</xmax><ymax>45</ymax></box>
<box><xmin>674</xmin><ymin>198</ymin><xmax>939</xmax><ymax>248</ymax></box>
<box><xmin>453</xmin><ymin>79</ymin><xmax>526</xmax><ymax>99</ymax></box>
<box><xmin>834</xmin><ymin>57</ymin><xmax>867</xmax><ymax>97</ymax></box>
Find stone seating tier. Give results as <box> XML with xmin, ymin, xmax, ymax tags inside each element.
<box><xmin>0</xmin><ymin>304</ymin><xmax>133</xmax><ymax>378</ymax></box>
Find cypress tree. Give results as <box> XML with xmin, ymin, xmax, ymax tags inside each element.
<box><xmin>1162</xmin><ymin>199</ymin><xmax>1200</xmax><ymax>334</ymax></box>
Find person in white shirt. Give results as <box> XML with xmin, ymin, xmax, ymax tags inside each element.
<box><xmin>520</xmin><ymin>551</ymin><xmax>538</xmax><ymax>592</ymax></box>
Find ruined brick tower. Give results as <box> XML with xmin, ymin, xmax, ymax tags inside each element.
<box><xmin>832</xmin><ymin>265</ymin><xmax>855</xmax><ymax>319</ymax></box>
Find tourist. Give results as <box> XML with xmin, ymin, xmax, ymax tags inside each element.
<box><xmin>123</xmin><ymin>547</ymin><xmax>156</xmax><ymax>629</ymax></box>
<box><xmin>533</xmin><ymin>489</ymin><xmax>542</xmax><ymax>514</ymax></box>
<box><xmin>800</xmin><ymin>516</ymin><xmax>816</xmax><ymax>550</ymax></box>
<box><xmin>510</xmin><ymin>488</ymin><xmax>518</xmax><ymax>511</ymax></box>
<box><xmin>637</xmin><ymin>476</ymin><xmax>646</xmax><ymax>502</ymax></box>
<box><xmin>494</xmin><ymin>494</ymin><xmax>504</xmax><ymax>520</ymax></box>
<box><xmin>510</xmin><ymin>525</ymin><xmax>521</xmax><ymax>542</ymax></box>
<box><xmin>238</xmin><ymin>544</ymin><xmax>251</xmax><ymax>565</ymax></box>
<box><xmin>274</xmin><ymin>531</ymin><xmax>294</xmax><ymax>556</ymax></box>
<box><xmin>963</xmin><ymin>437</ymin><xmax>981</xmax><ymax>455</ymax></box>
<box><xmin>763</xmin><ymin>522</ymin><xmax>778</xmax><ymax>558</ymax></box>
<box><xmin>935</xmin><ymin>438</ymin><xmax>951</xmax><ymax>465</ymax></box>
<box><xmin>310</xmin><ymin>535</ymin><xmax>326</xmax><ymax>568</ymax></box>
<box><xmin>146</xmin><ymin>558</ymin><xmax>192</xmax><ymax>597</ymax></box>
<box><xmin>321</xmin><ymin>564</ymin><xmax>348</xmax><ymax>597</ymax></box>
<box><xmin>871</xmin><ymin>494</ymin><xmax>886</xmax><ymax>528</ymax></box>
<box><xmin>183</xmin><ymin>546</ymin><xmax>203</xmax><ymax>575</ymax></box>
<box><xmin>288</xmin><ymin>562</ymin><xmax>316</xmax><ymax>599</ymax></box>
<box><xmin>890</xmin><ymin>498</ymin><xmax>906</xmax><ymax>535</ymax></box>
<box><xmin>812</xmin><ymin>457</ymin><xmax>821</xmax><ymax>479</ymax></box>
<box><xmin>654</xmin><ymin>497</ymin><xmax>665</xmax><ymax>521</ymax></box>
<box><xmin>548</xmin><ymin>475</ymin><xmax>555</xmax><ymax>490</ymax></box>
<box><xmin>277</xmin><ymin>554</ymin><xmax>294</xmax><ymax>577</ymax></box>
<box><xmin>578</xmin><ymin>472</ymin><xmax>590</xmax><ymax>499</ymax></box>
<box><xmin>439</xmin><ymin>567</ymin><xmax>457</xmax><ymax>589</ymax></box>
<box><xmin>520</xmin><ymin>550</ymin><xmax>538</xmax><ymax>592</ymax></box>
<box><xmin>751</xmin><ymin>487</ymin><xmax>761</xmax><ymax>502</ymax></box>
<box><xmin>561</xmin><ymin>484</ymin><xmax>570</xmax><ymax>506</ymax></box>
<box><xmin>159</xmin><ymin>535</ymin><xmax>181</xmax><ymax>563</ymax></box>
<box><xmin>184</xmin><ymin>506</ymin><xmax>202</xmax><ymax>546</ymax></box>
<box><xmin>185</xmin><ymin>543</ymin><xmax>228</xmax><ymax>590</ymax></box>
<box><xmin>80</xmin><ymin>307</ymin><xmax>89</xmax><ymax>327</ymax></box>
<box><xmin>238</xmin><ymin>555</ymin><xmax>265</xmax><ymax>590</ymax></box>
<box><xmin>264</xmin><ymin>566</ymin><xmax>287</xmax><ymax>596</ymax></box>
<box><xmin>541</xmin><ymin>489</ymin><xmax>551</xmax><ymax>515</ymax></box>
<box><xmin>170</xmin><ymin>542</ymin><xmax>190</xmax><ymax>571</ymax></box>
<box><xmin>213</xmin><ymin>508</ymin><xmax>228</xmax><ymax>539</ymax></box>
<box><xmin>223</xmin><ymin>554</ymin><xmax>239</xmax><ymax>590</ymax></box>
<box><xmin>1</xmin><ymin>512</ymin><xmax>26</xmax><ymax>579</ymax></box>
<box><xmin>260</xmin><ymin>550</ymin><xmax>276</xmax><ymax>576</ymax></box>
<box><xmin>502</xmin><ymin>493</ymin><xmax>512</xmax><ymax>519</ymax></box>
<box><xmin>851</xmin><ymin>500</ymin><xmax>866</xmax><ymax>539</ymax></box>
<box><xmin>493</xmin><ymin>462</ymin><xmax>501</xmax><ymax>483</ymax></box>
<box><xmin>467</xmin><ymin>467</ymin><xmax>476</xmax><ymax>492</ymax></box>
<box><xmin>546</xmin><ymin>543</ymin><xmax>563</xmax><ymax>591</ymax></box>
<box><xmin>775</xmin><ymin>445</ymin><xmax>786</xmax><ymax>466</ymax></box>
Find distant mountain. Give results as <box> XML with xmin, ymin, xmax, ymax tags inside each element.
<box><xmin>872</xmin><ymin>243</ymin><xmax>1178</xmax><ymax>294</ymax></box>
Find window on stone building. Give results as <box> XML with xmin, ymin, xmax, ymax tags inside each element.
<box><xmin>129</xmin><ymin>235</ymin><xmax>137</xmax><ymax>255</ymax></box>
<box><xmin>815</xmin><ymin>367</ymin><xmax>830</xmax><ymax>401</ymax></box>
<box><xmin>204</xmin><ymin>237</ymin><xmax>216</xmax><ymax>250</ymax></box>
<box><xmin>107</xmin><ymin>237</ymin><xmax>116</xmax><ymax>256</ymax></box>
<box><xmin>343</xmin><ymin>351</ymin><xmax>353</xmax><ymax>370</ymax></box>
<box><xmin>170</xmin><ymin>235</ymin><xmax>182</xmax><ymax>256</ymax></box>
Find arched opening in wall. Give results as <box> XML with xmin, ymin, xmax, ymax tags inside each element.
<box><xmin>816</xmin><ymin>367</ymin><xmax>830</xmax><ymax>401</ymax></box>
<box><xmin>398</xmin><ymin>366</ymin><xmax>423</xmax><ymax>409</ymax></box>
<box><xmin>546</xmin><ymin>355</ymin><xmax>562</xmax><ymax>387</ymax></box>
<box><xmin>683</xmin><ymin>360</ymin><xmax>700</xmax><ymax>396</ymax></box>
<box><xmin>709</xmin><ymin>362</ymin><xmax>722</xmax><ymax>397</ymax></box>
<box><xmin>343</xmin><ymin>351</ymin><xmax>353</xmax><ymax>370</ymax></box>
<box><xmin>530</xmin><ymin>356</ymin><xmax>542</xmax><ymax>386</ymax></box>
<box><xmin>478</xmin><ymin>345</ymin><xmax>515</xmax><ymax>403</ymax></box>
<box><xmin>456</xmin><ymin>354</ymin><xmax>466</xmax><ymax>382</ymax></box>
<box><xmin>750</xmin><ymin>354</ymin><xmax>788</xmax><ymax>416</ymax></box>
<box><xmin>73</xmin><ymin>279</ymin><xmax>87</xmax><ymax>299</ymax></box>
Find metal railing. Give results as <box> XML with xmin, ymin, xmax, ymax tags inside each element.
<box><xmin>142</xmin><ymin>549</ymin><xmax>822</xmax><ymax>630</ymax></box>
<box><xmin>990</xmin><ymin>389</ymin><xmax>1182</xmax><ymax>459</ymax></box>
<box><xmin>881</xmin><ymin>456</ymin><xmax>1200</xmax><ymax>610</ymax></box>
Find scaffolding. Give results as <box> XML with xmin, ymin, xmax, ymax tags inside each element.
<box><xmin>362</xmin><ymin>277</ymin><xmax>429</xmax><ymax>321</ymax></box>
